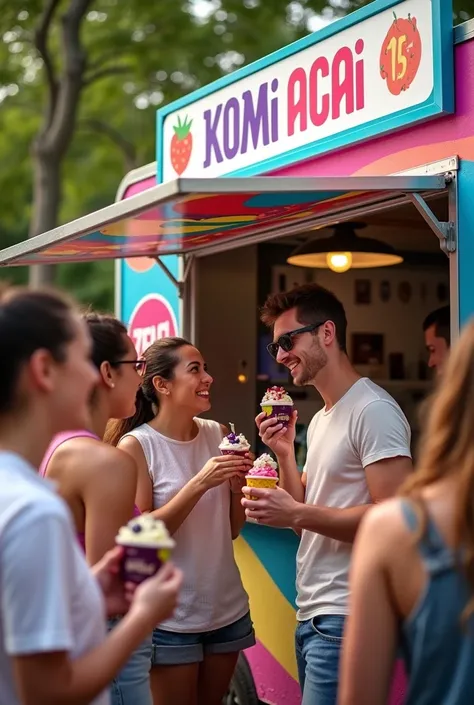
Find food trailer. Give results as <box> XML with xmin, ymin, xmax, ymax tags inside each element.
<box><xmin>0</xmin><ymin>0</ymin><xmax>472</xmax><ymax>702</ymax></box>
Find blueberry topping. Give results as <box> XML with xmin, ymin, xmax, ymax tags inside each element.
<box><xmin>132</xmin><ymin>524</ymin><xmax>142</xmax><ymax>533</ymax></box>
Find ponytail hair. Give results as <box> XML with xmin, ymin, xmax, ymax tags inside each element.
<box><xmin>105</xmin><ymin>336</ymin><xmax>191</xmax><ymax>446</ymax></box>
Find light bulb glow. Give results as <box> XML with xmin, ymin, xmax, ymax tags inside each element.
<box><xmin>326</xmin><ymin>251</ymin><xmax>353</xmax><ymax>273</ymax></box>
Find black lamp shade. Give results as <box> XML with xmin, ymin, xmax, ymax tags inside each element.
<box><xmin>287</xmin><ymin>222</ymin><xmax>403</xmax><ymax>270</ymax></box>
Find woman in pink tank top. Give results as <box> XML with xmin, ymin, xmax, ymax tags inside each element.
<box><xmin>41</xmin><ymin>313</ymin><xmax>151</xmax><ymax>705</ymax></box>
<box><xmin>40</xmin><ymin>430</ymin><xmax>97</xmax><ymax>551</ymax></box>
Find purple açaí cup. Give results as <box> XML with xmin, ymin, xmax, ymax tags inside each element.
<box><xmin>117</xmin><ymin>543</ymin><xmax>174</xmax><ymax>585</ymax></box>
<box><xmin>221</xmin><ymin>450</ymin><xmax>249</xmax><ymax>458</ymax></box>
<box><xmin>260</xmin><ymin>387</ymin><xmax>294</xmax><ymax>429</ymax></box>
<box><xmin>116</xmin><ymin>516</ymin><xmax>175</xmax><ymax>585</ymax></box>
<box><xmin>220</xmin><ymin>444</ymin><xmax>250</xmax><ymax>458</ymax></box>
<box><xmin>260</xmin><ymin>402</ymin><xmax>294</xmax><ymax>428</ymax></box>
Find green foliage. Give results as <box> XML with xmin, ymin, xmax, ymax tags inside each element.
<box><xmin>0</xmin><ymin>0</ymin><xmax>472</xmax><ymax>309</ymax></box>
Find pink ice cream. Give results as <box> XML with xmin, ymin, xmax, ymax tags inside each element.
<box><xmin>246</xmin><ymin>454</ymin><xmax>278</xmax><ymax>478</ymax></box>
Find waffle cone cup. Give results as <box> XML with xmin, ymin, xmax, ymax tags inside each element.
<box><xmin>246</xmin><ymin>476</ymin><xmax>278</xmax><ymax>500</ymax></box>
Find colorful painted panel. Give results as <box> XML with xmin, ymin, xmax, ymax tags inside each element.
<box><xmin>0</xmin><ymin>177</ymin><xmax>446</xmax><ymax>267</ymax></box>
<box><xmin>235</xmin><ymin>525</ymin><xmax>301</xmax><ymax>704</ymax></box>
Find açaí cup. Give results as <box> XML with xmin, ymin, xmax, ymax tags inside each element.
<box><xmin>260</xmin><ymin>386</ymin><xmax>294</xmax><ymax>429</ymax></box>
<box><xmin>245</xmin><ymin>453</ymin><xmax>279</xmax><ymax>501</ymax></box>
<box><xmin>219</xmin><ymin>423</ymin><xmax>251</xmax><ymax>458</ymax></box>
<box><xmin>116</xmin><ymin>515</ymin><xmax>175</xmax><ymax>585</ymax></box>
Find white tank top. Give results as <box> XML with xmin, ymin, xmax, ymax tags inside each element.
<box><xmin>123</xmin><ymin>418</ymin><xmax>249</xmax><ymax>633</ymax></box>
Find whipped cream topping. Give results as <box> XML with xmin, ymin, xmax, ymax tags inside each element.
<box><xmin>116</xmin><ymin>515</ymin><xmax>175</xmax><ymax>548</ymax></box>
<box><xmin>219</xmin><ymin>431</ymin><xmax>250</xmax><ymax>450</ymax></box>
<box><xmin>261</xmin><ymin>386</ymin><xmax>293</xmax><ymax>405</ymax></box>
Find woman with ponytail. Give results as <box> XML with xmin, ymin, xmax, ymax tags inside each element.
<box><xmin>41</xmin><ymin>312</ymin><xmax>155</xmax><ymax>705</ymax></box>
<box><xmin>339</xmin><ymin>321</ymin><xmax>474</xmax><ymax>705</ymax></box>
<box><xmin>107</xmin><ymin>337</ymin><xmax>256</xmax><ymax>705</ymax></box>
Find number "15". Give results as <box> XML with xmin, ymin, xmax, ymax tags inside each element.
<box><xmin>387</xmin><ymin>34</ymin><xmax>407</xmax><ymax>81</ymax></box>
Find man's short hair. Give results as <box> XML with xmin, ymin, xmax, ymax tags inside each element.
<box><xmin>260</xmin><ymin>283</ymin><xmax>347</xmax><ymax>352</ymax></box>
<box><xmin>423</xmin><ymin>305</ymin><xmax>450</xmax><ymax>346</ymax></box>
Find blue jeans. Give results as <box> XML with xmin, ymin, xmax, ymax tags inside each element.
<box><xmin>295</xmin><ymin>615</ymin><xmax>345</xmax><ymax>705</ymax></box>
<box><xmin>108</xmin><ymin>618</ymin><xmax>153</xmax><ymax>705</ymax></box>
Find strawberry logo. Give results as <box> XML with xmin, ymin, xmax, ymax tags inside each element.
<box><xmin>380</xmin><ymin>12</ymin><xmax>422</xmax><ymax>96</ymax></box>
<box><xmin>170</xmin><ymin>115</ymin><xmax>193</xmax><ymax>175</ymax></box>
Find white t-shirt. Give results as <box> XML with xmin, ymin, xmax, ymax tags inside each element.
<box><xmin>297</xmin><ymin>378</ymin><xmax>411</xmax><ymax>621</ymax></box>
<box><xmin>124</xmin><ymin>418</ymin><xmax>249</xmax><ymax>632</ymax></box>
<box><xmin>0</xmin><ymin>452</ymin><xmax>109</xmax><ymax>705</ymax></box>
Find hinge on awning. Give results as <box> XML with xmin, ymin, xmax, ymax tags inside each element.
<box><xmin>153</xmin><ymin>255</ymin><xmax>194</xmax><ymax>297</ymax></box>
<box><xmin>407</xmin><ymin>181</ymin><xmax>456</xmax><ymax>257</ymax></box>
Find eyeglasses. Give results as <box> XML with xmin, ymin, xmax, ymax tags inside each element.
<box><xmin>266</xmin><ymin>323</ymin><xmax>326</xmax><ymax>360</ymax></box>
<box><xmin>113</xmin><ymin>359</ymin><xmax>147</xmax><ymax>376</ymax></box>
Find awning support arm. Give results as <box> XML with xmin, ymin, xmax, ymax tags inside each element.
<box><xmin>152</xmin><ymin>255</ymin><xmax>194</xmax><ymax>298</ymax></box>
<box><xmin>407</xmin><ymin>187</ymin><xmax>456</xmax><ymax>257</ymax></box>
<box><xmin>183</xmin><ymin>255</ymin><xmax>194</xmax><ymax>284</ymax></box>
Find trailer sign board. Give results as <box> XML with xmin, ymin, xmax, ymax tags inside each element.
<box><xmin>158</xmin><ymin>0</ymin><xmax>453</xmax><ymax>182</ymax></box>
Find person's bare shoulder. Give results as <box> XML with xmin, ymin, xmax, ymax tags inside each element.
<box><xmin>46</xmin><ymin>436</ymin><xmax>102</xmax><ymax>481</ymax></box>
<box><xmin>118</xmin><ymin>434</ymin><xmax>146</xmax><ymax>461</ymax></box>
<box><xmin>87</xmin><ymin>442</ymin><xmax>137</xmax><ymax>479</ymax></box>
<box><xmin>53</xmin><ymin>437</ymin><xmax>137</xmax><ymax>491</ymax></box>
<box><xmin>357</xmin><ymin>498</ymin><xmax>412</xmax><ymax>558</ymax></box>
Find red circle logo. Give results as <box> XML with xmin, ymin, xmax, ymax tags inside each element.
<box><xmin>128</xmin><ymin>294</ymin><xmax>179</xmax><ymax>357</ymax></box>
<box><xmin>380</xmin><ymin>13</ymin><xmax>422</xmax><ymax>96</ymax></box>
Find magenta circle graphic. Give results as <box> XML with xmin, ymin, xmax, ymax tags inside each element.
<box><xmin>128</xmin><ymin>294</ymin><xmax>178</xmax><ymax>357</ymax></box>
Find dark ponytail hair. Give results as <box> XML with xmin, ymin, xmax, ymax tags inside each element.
<box><xmin>0</xmin><ymin>285</ymin><xmax>76</xmax><ymax>414</ymax></box>
<box><xmin>105</xmin><ymin>336</ymin><xmax>191</xmax><ymax>446</ymax></box>
<box><xmin>82</xmin><ymin>312</ymin><xmax>129</xmax><ymax>370</ymax></box>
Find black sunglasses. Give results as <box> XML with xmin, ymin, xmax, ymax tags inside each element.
<box><xmin>113</xmin><ymin>359</ymin><xmax>147</xmax><ymax>376</ymax></box>
<box><xmin>266</xmin><ymin>323</ymin><xmax>326</xmax><ymax>360</ymax></box>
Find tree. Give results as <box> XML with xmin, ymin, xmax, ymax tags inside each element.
<box><xmin>0</xmin><ymin>0</ymin><xmax>472</xmax><ymax>303</ymax></box>
<box><xmin>0</xmin><ymin>0</ymin><xmax>336</xmax><ymax>298</ymax></box>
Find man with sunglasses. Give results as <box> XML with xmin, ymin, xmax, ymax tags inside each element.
<box><xmin>242</xmin><ymin>283</ymin><xmax>412</xmax><ymax>705</ymax></box>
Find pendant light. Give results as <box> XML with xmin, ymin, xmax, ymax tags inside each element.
<box><xmin>287</xmin><ymin>222</ymin><xmax>403</xmax><ymax>273</ymax></box>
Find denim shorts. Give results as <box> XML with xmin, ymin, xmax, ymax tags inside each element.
<box><xmin>108</xmin><ymin>617</ymin><xmax>152</xmax><ymax>705</ymax></box>
<box><xmin>151</xmin><ymin>611</ymin><xmax>255</xmax><ymax>666</ymax></box>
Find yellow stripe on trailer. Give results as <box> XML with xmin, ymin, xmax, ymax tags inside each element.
<box><xmin>234</xmin><ymin>535</ymin><xmax>298</xmax><ymax>681</ymax></box>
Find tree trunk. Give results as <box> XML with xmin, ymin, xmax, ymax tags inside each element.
<box><xmin>28</xmin><ymin>0</ymin><xmax>92</xmax><ymax>288</ymax></box>
<box><xmin>28</xmin><ymin>147</ymin><xmax>61</xmax><ymax>287</ymax></box>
